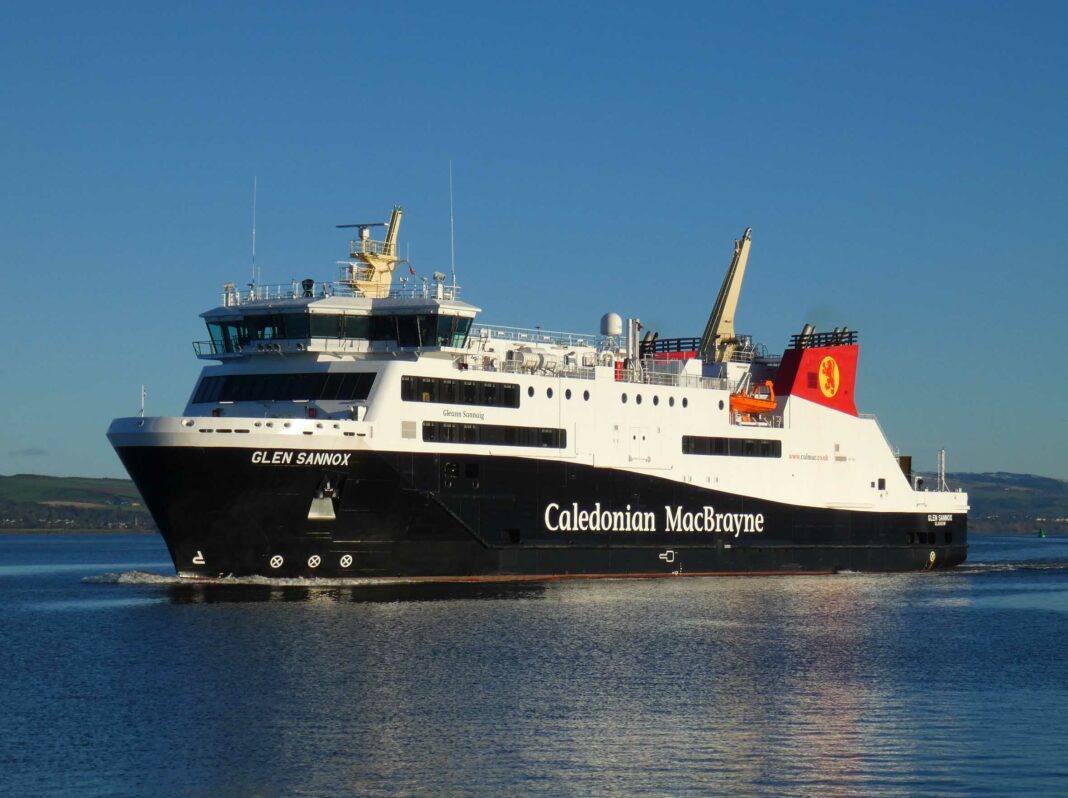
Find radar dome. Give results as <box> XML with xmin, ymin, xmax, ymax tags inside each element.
<box><xmin>600</xmin><ymin>312</ymin><xmax>623</xmax><ymax>337</ymax></box>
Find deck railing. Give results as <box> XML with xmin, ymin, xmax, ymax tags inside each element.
<box><xmin>470</xmin><ymin>324</ymin><xmax>599</xmax><ymax>349</ymax></box>
<box><xmin>221</xmin><ymin>276</ymin><xmax>461</xmax><ymax>307</ymax></box>
<box><xmin>457</xmin><ymin>353</ymin><xmax>730</xmax><ymax>391</ymax></box>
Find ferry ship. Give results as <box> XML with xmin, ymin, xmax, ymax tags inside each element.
<box><xmin>107</xmin><ymin>207</ymin><xmax>968</xmax><ymax>579</ymax></box>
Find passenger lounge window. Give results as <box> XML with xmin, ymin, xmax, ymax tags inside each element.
<box><xmin>682</xmin><ymin>435</ymin><xmax>781</xmax><ymax>458</ymax></box>
<box><xmin>401</xmin><ymin>376</ymin><xmax>520</xmax><ymax>408</ymax></box>
<box><xmin>423</xmin><ymin>421</ymin><xmax>566</xmax><ymax>448</ymax></box>
<box><xmin>193</xmin><ymin>372</ymin><xmax>376</xmax><ymax>403</ymax></box>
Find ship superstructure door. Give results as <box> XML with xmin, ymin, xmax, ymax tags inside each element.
<box><xmin>629</xmin><ymin>426</ymin><xmax>649</xmax><ymax>463</ymax></box>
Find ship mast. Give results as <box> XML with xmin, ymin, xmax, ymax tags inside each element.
<box><xmin>338</xmin><ymin>206</ymin><xmax>404</xmax><ymax>298</ymax></box>
<box><xmin>699</xmin><ymin>227</ymin><xmax>752</xmax><ymax>363</ymax></box>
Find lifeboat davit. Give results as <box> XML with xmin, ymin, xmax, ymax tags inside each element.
<box><xmin>730</xmin><ymin>379</ymin><xmax>777</xmax><ymax>415</ymax></box>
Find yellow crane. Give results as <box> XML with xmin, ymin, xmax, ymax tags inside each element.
<box><xmin>699</xmin><ymin>227</ymin><xmax>752</xmax><ymax>363</ymax></box>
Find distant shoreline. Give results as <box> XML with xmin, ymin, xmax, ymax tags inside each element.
<box><xmin>0</xmin><ymin>529</ymin><xmax>157</xmax><ymax>535</ymax></box>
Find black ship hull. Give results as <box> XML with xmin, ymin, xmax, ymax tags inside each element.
<box><xmin>115</xmin><ymin>446</ymin><xmax>968</xmax><ymax>579</ymax></box>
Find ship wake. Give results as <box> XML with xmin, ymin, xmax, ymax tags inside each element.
<box><xmin>83</xmin><ymin>570</ymin><xmax>436</xmax><ymax>587</ymax></box>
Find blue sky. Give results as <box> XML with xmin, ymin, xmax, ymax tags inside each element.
<box><xmin>1</xmin><ymin>1</ymin><xmax>1066</xmax><ymax>480</ymax></box>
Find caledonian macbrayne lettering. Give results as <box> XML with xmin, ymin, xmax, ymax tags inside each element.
<box><xmin>543</xmin><ymin>502</ymin><xmax>765</xmax><ymax>536</ymax></box>
<box><xmin>250</xmin><ymin>450</ymin><xmax>352</xmax><ymax>466</ymax></box>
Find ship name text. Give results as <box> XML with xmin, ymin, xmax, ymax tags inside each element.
<box><xmin>544</xmin><ymin>502</ymin><xmax>765</xmax><ymax>537</ymax></box>
<box><xmin>251</xmin><ymin>450</ymin><xmax>352</xmax><ymax>466</ymax></box>
<box><xmin>443</xmin><ymin>409</ymin><xmax>485</xmax><ymax>420</ymax></box>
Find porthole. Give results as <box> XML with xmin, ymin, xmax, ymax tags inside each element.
<box><xmin>547</xmin><ymin>387</ymin><xmax>553</xmax><ymax>398</ymax></box>
<box><xmin>682</xmin><ymin>397</ymin><xmax>689</xmax><ymax>408</ymax></box>
<box><xmin>718</xmin><ymin>400</ymin><xmax>725</xmax><ymax>410</ymax></box>
<box><xmin>583</xmin><ymin>390</ymin><xmax>590</xmax><ymax>401</ymax></box>
<box><xmin>622</xmin><ymin>393</ymin><xmax>628</xmax><ymax>404</ymax></box>
<box><xmin>653</xmin><ymin>396</ymin><xmax>659</xmax><ymax>406</ymax></box>
<box><xmin>565</xmin><ymin>388</ymin><xmax>572</xmax><ymax>400</ymax></box>
<box><xmin>669</xmin><ymin>397</ymin><xmax>675</xmax><ymax>407</ymax></box>
<box><xmin>636</xmin><ymin>394</ymin><xmax>642</xmax><ymax>405</ymax></box>
<box><xmin>528</xmin><ymin>386</ymin><xmax>534</xmax><ymax>397</ymax></box>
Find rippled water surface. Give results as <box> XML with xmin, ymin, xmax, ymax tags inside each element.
<box><xmin>2</xmin><ymin>533</ymin><xmax>1068</xmax><ymax>797</ymax></box>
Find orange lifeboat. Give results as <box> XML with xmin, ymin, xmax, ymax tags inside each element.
<box><xmin>730</xmin><ymin>379</ymin><xmax>777</xmax><ymax>415</ymax></box>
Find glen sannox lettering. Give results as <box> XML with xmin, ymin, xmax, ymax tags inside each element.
<box><xmin>251</xmin><ymin>450</ymin><xmax>351</xmax><ymax>466</ymax></box>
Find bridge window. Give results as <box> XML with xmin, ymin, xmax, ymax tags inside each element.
<box><xmin>343</xmin><ymin>316</ymin><xmax>371</xmax><ymax>339</ymax></box>
<box><xmin>369</xmin><ymin>315</ymin><xmax>397</xmax><ymax>341</ymax></box>
<box><xmin>437</xmin><ymin>315</ymin><xmax>472</xmax><ymax>347</ymax></box>
<box><xmin>205</xmin><ymin>314</ymin><xmax>311</xmax><ymax>351</ymax></box>
<box><xmin>395</xmin><ymin>314</ymin><xmax>472</xmax><ymax>348</ymax></box>
<box><xmin>309</xmin><ymin>315</ymin><xmax>344</xmax><ymax>338</ymax></box>
<box><xmin>205</xmin><ymin>312</ymin><xmax>471</xmax><ymax>352</ymax></box>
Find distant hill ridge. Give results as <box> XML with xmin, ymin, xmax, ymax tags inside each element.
<box><xmin>921</xmin><ymin>471</ymin><xmax>1068</xmax><ymax>533</ymax></box>
<box><xmin>0</xmin><ymin>474</ymin><xmax>152</xmax><ymax>532</ymax></box>
<box><xmin>2</xmin><ymin>471</ymin><xmax>1066</xmax><ymax>534</ymax></box>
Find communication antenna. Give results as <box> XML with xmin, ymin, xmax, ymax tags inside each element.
<box><xmin>449</xmin><ymin>160</ymin><xmax>456</xmax><ymax>289</ymax></box>
<box><xmin>251</xmin><ymin>176</ymin><xmax>258</xmax><ymax>287</ymax></box>
<box><xmin>139</xmin><ymin>384</ymin><xmax>146</xmax><ymax>418</ymax></box>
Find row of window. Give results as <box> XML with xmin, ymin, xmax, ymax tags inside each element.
<box><xmin>682</xmin><ymin>436</ymin><xmax>782</xmax><ymax>458</ymax></box>
<box><xmin>401</xmin><ymin>379</ymin><xmax>700</xmax><ymax>409</ymax></box>
<box><xmin>193</xmin><ymin>372</ymin><xmax>376</xmax><ymax>404</ymax></box>
<box><xmin>401</xmin><ymin>376</ymin><xmax>520</xmax><ymax>408</ymax></box>
<box><xmin>423</xmin><ymin>421</ymin><xmax>567</xmax><ymax>449</ymax></box>
<box><xmin>206</xmin><ymin>313</ymin><xmax>473</xmax><ymax>353</ymax></box>
<box><xmin>622</xmin><ymin>393</ymin><xmax>689</xmax><ymax>408</ymax></box>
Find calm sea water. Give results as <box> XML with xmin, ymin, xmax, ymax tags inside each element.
<box><xmin>1</xmin><ymin>534</ymin><xmax>1067</xmax><ymax>798</ymax></box>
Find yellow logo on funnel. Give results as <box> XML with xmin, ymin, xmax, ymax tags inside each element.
<box><xmin>819</xmin><ymin>356</ymin><xmax>840</xmax><ymax>398</ymax></box>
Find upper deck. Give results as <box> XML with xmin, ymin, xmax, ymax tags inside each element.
<box><xmin>189</xmin><ymin>210</ymin><xmax>797</xmax><ymax>422</ymax></box>
<box><xmin>192</xmin><ymin>281</ymin><xmax>784</xmax><ymax>401</ymax></box>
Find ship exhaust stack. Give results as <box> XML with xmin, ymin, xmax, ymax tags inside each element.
<box><xmin>700</xmin><ymin>227</ymin><xmax>753</xmax><ymax>363</ymax></box>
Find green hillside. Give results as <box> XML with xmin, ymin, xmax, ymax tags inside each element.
<box><xmin>0</xmin><ymin>474</ymin><xmax>144</xmax><ymax>505</ymax></box>
<box><xmin>935</xmin><ymin>472</ymin><xmax>1068</xmax><ymax>533</ymax></box>
<box><xmin>0</xmin><ymin>474</ymin><xmax>153</xmax><ymax>532</ymax></box>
